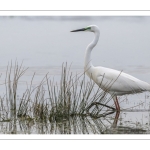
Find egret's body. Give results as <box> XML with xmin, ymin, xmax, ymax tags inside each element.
<box><xmin>86</xmin><ymin>66</ymin><xmax>150</xmax><ymax>95</ymax></box>
<box><xmin>71</xmin><ymin>25</ymin><xmax>150</xmax><ymax>111</ymax></box>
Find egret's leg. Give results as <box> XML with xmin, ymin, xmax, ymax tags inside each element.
<box><xmin>116</xmin><ymin>97</ymin><xmax>120</xmax><ymax>111</ymax></box>
<box><xmin>113</xmin><ymin>96</ymin><xmax>118</xmax><ymax>110</ymax></box>
<box><xmin>112</xmin><ymin>111</ymin><xmax>120</xmax><ymax>128</ymax></box>
<box><xmin>113</xmin><ymin>96</ymin><xmax>120</xmax><ymax>111</ymax></box>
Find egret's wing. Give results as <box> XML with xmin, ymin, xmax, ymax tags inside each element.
<box><xmin>94</xmin><ymin>67</ymin><xmax>150</xmax><ymax>94</ymax></box>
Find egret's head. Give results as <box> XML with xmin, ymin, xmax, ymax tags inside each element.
<box><xmin>71</xmin><ymin>25</ymin><xmax>99</xmax><ymax>33</ymax></box>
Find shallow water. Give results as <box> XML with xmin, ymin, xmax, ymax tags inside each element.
<box><xmin>0</xmin><ymin>16</ymin><xmax>150</xmax><ymax>134</ymax></box>
<box><xmin>0</xmin><ymin>110</ymin><xmax>150</xmax><ymax>134</ymax></box>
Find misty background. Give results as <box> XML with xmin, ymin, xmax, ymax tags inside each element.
<box><xmin>0</xmin><ymin>16</ymin><xmax>150</xmax><ymax>83</ymax></box>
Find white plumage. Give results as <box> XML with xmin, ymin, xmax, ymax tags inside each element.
<box><xmin>71</xmin><ymin>25</ymin><xmax>150</xmax><ymax>111</ymax></box>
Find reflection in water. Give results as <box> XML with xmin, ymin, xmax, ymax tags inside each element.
<box><xmin>104</xmin><ymin>111</ymin><xmax>149</xmax><ymax>134</ymax></box>
<box><xmin>0</xmin><ymin>111</ymin><xmax>150</xmax><ymax>134</ymax></box>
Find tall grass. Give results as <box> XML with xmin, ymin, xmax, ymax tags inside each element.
<box><xmin>0</xmin><ymin>62</ymin><xmax>115</xmax><ymax>124</ymax></box>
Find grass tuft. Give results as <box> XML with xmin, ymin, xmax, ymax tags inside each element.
<box><xmin>0</xmin><ymin>62</ymin><xmax>114</xmax><ymax>124</ymax></box>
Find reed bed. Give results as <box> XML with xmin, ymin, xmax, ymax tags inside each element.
<box><xmin>0</xmin><ymin>62</ymin><xmax>115</xmax><ymax>124</ymax></box>
<box><xmin>0</xmin><ymin>62</ymin><xmax>149</xmax><ymax>134</ymax></box>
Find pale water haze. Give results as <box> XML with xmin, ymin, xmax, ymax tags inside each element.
<box><xmin>0</xmin><ymin>16</ymin><xmax>150</xmax><ymax>82</ymax></box>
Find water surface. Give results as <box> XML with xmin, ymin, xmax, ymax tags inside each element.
<box><xmin>0</xmin><ymin>16</ymin><xmax>150</xmax><ymax>134</ymax></box>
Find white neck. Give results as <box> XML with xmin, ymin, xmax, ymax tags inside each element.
<box><xmin>84</xmin><ymin>30</ymin><xmax>100</xmax><ymax>71</ymax></box>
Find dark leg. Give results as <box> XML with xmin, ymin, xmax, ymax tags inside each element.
<box><xmin>113</xmin><ymin>96</ymin><xmax>120</xmax><ymax>111</ymax></box>
<box><xmin>116</xmin><ymin>96</ymin><xmax>120</xmax><ymax>111</ymax></box>
<box><xmin>112</xmin><ymin>111</ymin><xmax>120</xmax><ymax>128</ymax></box>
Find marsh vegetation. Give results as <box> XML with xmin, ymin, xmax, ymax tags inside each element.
<box><xmin>0</xmin><ymin>62</ymin><xmax>149</xmax><ymax>134</ymax></box>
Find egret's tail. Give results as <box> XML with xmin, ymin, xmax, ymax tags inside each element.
<box><xmin>148</xmin><ymin>84</ymin><xmax>150</xmax><ymax>92</ymax></box>
<box><xmin>142</xmin><ymin>82</ymin><xmax>150</xmax><ymax>92</ymax></box>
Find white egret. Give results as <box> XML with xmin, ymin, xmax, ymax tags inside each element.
<box><xmin>71</xmin><ymin>25</ymin><xmax>150</xmax><ymax>111</ymax></box>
